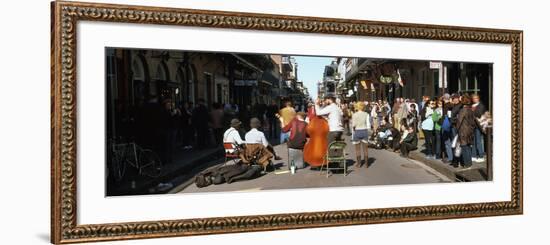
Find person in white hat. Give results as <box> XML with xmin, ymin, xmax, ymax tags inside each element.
<box><xmin>223</xmin><ymin>118</ymin><xmax>244</xmax><ymax>154</ymax></box>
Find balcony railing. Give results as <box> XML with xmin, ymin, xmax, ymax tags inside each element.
<box><xmin>282</xmin><ymin>56</ymin><xmax>294</xmax><ymax>72</ymax></box>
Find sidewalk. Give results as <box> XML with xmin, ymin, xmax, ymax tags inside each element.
<box><xmin>408</xmin><ymin>139</ymin><xmax>489</xmax><ymax>182</ymax></box>
<box><xmin>107</xmin><ymin>145</ymin><xmax>224</xmax><ymax>196</ymax></box>
<box><xmin>168</xmin><ymin>134</ymin><xmax>283</xmax><ymax>194</ymax></box>
<box><xmin>109</xmin><ymin>130</ymin><xmax>284</xmax><ymax>195</ymax></box>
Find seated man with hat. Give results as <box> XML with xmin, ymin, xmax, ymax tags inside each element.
<box><xmin>223</xmin><ymin>118</ymin><xmax>245</xmax><ymax>154</ymax></box>
<box><xmin>245</xmin><ymin>118</ymin><xmax>282</xmax><ymax>160</ymax></box>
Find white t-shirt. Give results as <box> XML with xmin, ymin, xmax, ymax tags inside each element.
<box><xmin>223</xmin><ymin>127</ymin><xmax>244</xmax><ymax>153</ymax></box>
<box><xmin>245</xmin><ymin>128</ymin><xmax>268</xmax><ymax>147</ymax></box>
<box><xmin>315</xmin><ymin>103</ymin><xmax>344</xmax><ymax>132</ymax></box>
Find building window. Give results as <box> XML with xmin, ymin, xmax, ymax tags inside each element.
<box><xmin>176</xmin><ymin>68</ymin><xmax>186</xmax><ymax>103</ymax></box>
<box><xmin>106</xmin><ymin>53</ymin><xmax>117</xmax><ymax>99</ymax></box>
<box><xmin>460</xmin><ymin>75</ymin><xmax>481</xmax><ymax>95</ymax></box>
<box><xmin>155</xmin><ymin>63</ymin><xmax>168</xmax><ymax>81</ymax></box>
<box><xmin>151</xmin><ymin>63</ymin><xmax>169</xmax><ymax>96</ymax></box>
<box><xmin>132</xmin><ymin>59</ymin><xmax>145</xmax><ymax>81</ymax></box>
<box><xmin>417</xmin><ymin>68</ymin><xmax>428</xmax><ymax>99</ymax></box>
<box><xmin>132</xmin><ymin>57</ymin><xmax>147</xmax><ymax>101</ymax></box>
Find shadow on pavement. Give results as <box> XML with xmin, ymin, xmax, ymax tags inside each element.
<box><xmin>367</xmin><ymin>157</ymin><xmax>376</xmax><ymax>167</ymax></box>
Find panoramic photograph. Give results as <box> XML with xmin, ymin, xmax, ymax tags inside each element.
<box><xmin>105</xmin><ymin>48</ymin><xmax>493</xmax><ymax>196</ymax></box>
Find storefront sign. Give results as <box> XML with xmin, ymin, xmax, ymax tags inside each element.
<box><xmin>430</xmin><ymin>61</ymin><xmax>442</xmax><ymax>69</ymax></box>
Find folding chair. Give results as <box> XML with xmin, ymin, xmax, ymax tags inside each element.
<box><xmin>320</xmin><ymin>141</ymin><xmax>347</xmax><ymax>177</ymax></box>
<box><xmin>223</xmin><ymin>143</ymin><xmax>240</xmax><ymax>165</ymax></box>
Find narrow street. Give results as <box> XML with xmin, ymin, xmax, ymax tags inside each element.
<box><xmin>105</xmin><ymin>49</ymin><xmax>492</xmax><ymax>196</ymax></box>
<box><xmin>175</xmin><ymin>134</ymin><xmax>450</xmax><ymax>193</ymax></box>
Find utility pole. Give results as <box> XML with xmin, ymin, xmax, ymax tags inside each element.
<box><xmin>439</xmin><ymin>64</ymin><xmax>447</xmax><ymax>96</ymax></box>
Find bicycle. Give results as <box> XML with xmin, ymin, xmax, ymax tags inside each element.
<box><xmin>108</xmin><ymin>138</ymin><xmax>163</xmax><ymax>181</ymax></box>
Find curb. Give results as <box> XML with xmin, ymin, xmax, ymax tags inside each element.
<box><xmin>408</xmin><ymin>150</ymin><xmax>486</xmax><ymax>181</ymax></box>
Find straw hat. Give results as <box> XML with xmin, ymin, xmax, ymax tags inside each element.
<box><xmin>249</xmin><ymin>118</ymin><xmax>261</xmax><ymax>128</ymax></box>
<box><xmin>230</xmin><ymin>118</ymin><xmax>242</xmax><ymax>127</ymax></box>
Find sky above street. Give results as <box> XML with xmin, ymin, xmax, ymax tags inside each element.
<box><xmin>294</xmin><ymin>56</ymin><xmax>334</xmax><ymax>100</ymax></box>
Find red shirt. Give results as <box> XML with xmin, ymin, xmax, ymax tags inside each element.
<box><xmin>282</xmin><ymin>117</ymin><xmax>308</xmax><ymax>149</ymax></box>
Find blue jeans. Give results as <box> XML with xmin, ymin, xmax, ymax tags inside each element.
<box><xmin>423</xmin><ymin>129</ymin><xmax>434</xmax><ymax>156</ymax></box>
<box><xmin>442</xmin><ymin>130</ymin><xmax>453</xmax><ymax>162</ymax></box>
<box><xmin>280</xmin><ymin>131</ymin><xmax>290</xmax><ymax>144</ymax></box>
<box><xmin>461</xmin><ymin>144</ymin><xmax>473</xmax><ymax>167</ymax></box>
<box><xmin>473</xmin><ymin>128</ymin><xmax>485</xmax><ymax>158</ymax></box>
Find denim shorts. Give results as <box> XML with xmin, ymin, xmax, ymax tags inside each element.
<box><xmin>352</xmin><ymin>129</ymin><xmax>369</xmax><ymax>144</ymax></box>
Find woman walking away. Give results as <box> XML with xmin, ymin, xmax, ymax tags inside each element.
<box><xmin>351</xmin><ymin>102</ymin><xmax>370</xmax><ymax>168</ymax></box>
<box><xmin>456</xmin><ymin>94</ymin><xmax>478</xmax><ymax>169</ymax></box>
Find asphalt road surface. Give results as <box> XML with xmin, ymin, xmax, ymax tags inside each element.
<box><xmin>177</xmin><ymin>135</ymin><xmax>451</xmax><ymax>193</ymax></box>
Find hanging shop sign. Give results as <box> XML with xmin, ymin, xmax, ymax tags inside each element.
<box><xmin>234</xmin><ymin>80</ymin><xmax>257</xmax><ymax>86</ymax></box>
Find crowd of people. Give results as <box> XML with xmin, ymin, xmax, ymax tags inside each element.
<box><xmin>117</xmin><ymin>91</ymin><xmax>491</xmax><ymax>174</ymax></box>
<box><xmin>219</xmin><ymin>92</ymin><xmax>493</xmax><ymax>174</ymax></box>
<box><xmin>114</xmin><ymin>95</ymin><xmax>292</xmax><ymax>165</ymax></box>
<box><xmin>347</xmin><ymin>93</ymin><xmax>492</xmax><ymax>169</ymax></box>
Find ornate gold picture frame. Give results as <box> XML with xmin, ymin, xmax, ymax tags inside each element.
<box><xmin>51</xmin><ymin>1</ymin><xmax>523</xmax><ymax>243</ymax></box>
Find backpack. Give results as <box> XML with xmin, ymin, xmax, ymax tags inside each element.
<box><xmin>441</xmin><ymin>115</ymin><xmax>452</xmax><ymax>132</ymax></box>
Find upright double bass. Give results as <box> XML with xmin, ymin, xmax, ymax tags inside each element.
<box><xmin>303</xmin><ymin>106</ymin><xmax>329</xmax><ymax>167</ymax></box>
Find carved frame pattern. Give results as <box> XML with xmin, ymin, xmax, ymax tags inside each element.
<box><xmin>51</xmin><ymin>1</ymin><xmax>523</xmax><ymax>243</ymax></box>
